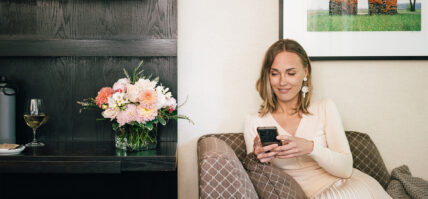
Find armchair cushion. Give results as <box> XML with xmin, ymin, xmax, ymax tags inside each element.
<box><xmin>243</xmin><ymin>153</ymin><xmax>307</xmax><ymax>199</ymax></box>
<box><xmin>198</xmin><ymin>137</ymin><xmax>258</xmax><ymax>199</ymax></box>
<box><xmin>345</xmin><ymin>131</ymin><xmax>390</xmax><ymax>189</ymax></box>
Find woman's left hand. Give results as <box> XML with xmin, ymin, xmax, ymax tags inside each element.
<box><xmin>273</xmin><ymin>135</ymin><xmax>314</xmax><ymax>159</ymax></box>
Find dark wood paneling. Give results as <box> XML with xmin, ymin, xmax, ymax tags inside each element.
<box><xmin>0</xmin><ymin>0</ymin><xmax>37</xmax><ymax>38</ymax></box>
<box><xmin>0</xmin><ymin>56</ymin><xmax>177</xmax><ymax>143</ymax></box>
<box><xmin>0</xmin><ymin>0</ymin><xmax>177</xmax><ymax>40</ymax></box>
<box><xmin>0</xmin><ymin>0</ymin><xmax>178</xmax><ymax>143</ymax></box>
<box><xmin>0</xmin><ymin>40</ymin><xmax>177</xmax><ymax>56</ymax></box>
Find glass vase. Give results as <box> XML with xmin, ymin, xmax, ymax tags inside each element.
<box><xmin>115</xmin><ymin>124</ymin><xmax>157</xmax><ymax>152</ymax></box>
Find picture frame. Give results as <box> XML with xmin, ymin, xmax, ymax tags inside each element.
<box><xmin>280</xmin><ymin>0</ymin><xmax>428</xmax><ymax>60</ymax></box>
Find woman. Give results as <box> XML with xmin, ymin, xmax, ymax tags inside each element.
<box><xmin>244</xmin><ymin>39</ymin><xmax>391</xmax><ymax>199</ymax></box>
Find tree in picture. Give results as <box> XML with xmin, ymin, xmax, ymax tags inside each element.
<box><xmin>409</xmin><ymin>0</ymin><xmax>417</xmax><ymax>11</ymax></box>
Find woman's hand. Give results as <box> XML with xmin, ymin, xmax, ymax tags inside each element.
<box><xmin>273</xmin><ymin>135</ymin><xmax>314</xmax><ymax>159</ymax></box>
<box><xmin>253</xmin><ymin>135</ymin><xmax>278</xmax><ymax>163</ymax></box>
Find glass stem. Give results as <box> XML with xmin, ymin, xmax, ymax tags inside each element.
<box><xmin>32</xmin><ymin>128</ymin><xmax>37</xmax><ymax>143</ymax></box>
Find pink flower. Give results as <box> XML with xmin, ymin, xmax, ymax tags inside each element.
<box><xmin>113</xmin><ymin>78</ymin><xmax>129</xmax><ymax>93</ymax></box>
<box><xmin>116</xmin><ymin>104</ymin><xmax>138</xmax><ymax>127</ymax></box>
<box><xmin>136</xmin><ymin>105</ymin><xmax>158</xmax><ymax>123</ymax></box>
<box><xmin>165</xmin><ymin>97</ymin><xmax>177</xmax><ymax>112</ymax></box>
<box><xmin>95</xmin><ymin>87</ymin><xmax>113</xmax><ymax>108</ymax></box>
<box><xmin>102</xmin><ymin>108</ymin><xmax>119</xmax><ymax>120</ymax></box>
<box><xmin>139</xmin><ymin>89</ymin><xmax>157</xmax><ymax>109</ymax></box>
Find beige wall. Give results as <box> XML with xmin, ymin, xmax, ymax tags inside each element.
<box><xmin>177</xmin><ymin>0</ymin><xmax>428</xmax><ymax>198</ymax></box>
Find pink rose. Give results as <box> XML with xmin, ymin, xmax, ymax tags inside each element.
<box><xmin>113</xmin><ymin>78</ymin><xmax>129</xmax><ymax>93</ymax></box>
<box><xmin>136</xmin><ymin>105</ymin><xmax>158</xmax><ymax>123</ymax></box>
<box><xmin>102</xmin><ymin>108</ymin><xmax>119</xmax><ymax>120</ymax></box>
<box><xmin>116</xmin><ymin>104</ymin><xmax>137</xmax><ymax>127</ymax></box>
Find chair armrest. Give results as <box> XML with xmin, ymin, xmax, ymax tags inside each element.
<box><xmin>198</xmin><ymin>136</ymin><xmax>258</xmax><ymax>199</ymax></box>
<box><xmin>198</xmin><ymin>133</ymin><xmax>247</xmax><ymax>162</ymax></box>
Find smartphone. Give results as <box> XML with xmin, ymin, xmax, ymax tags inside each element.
<box><xmin>256</xmin><ymin>126</ymin><xmax>281</xmax><ymax>146</ymax></box>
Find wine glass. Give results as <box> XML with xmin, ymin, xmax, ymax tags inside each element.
<box><xmin>23</xmin><ymin>98</ymin><xmax>49</xmax><ymax>147</ymax></box>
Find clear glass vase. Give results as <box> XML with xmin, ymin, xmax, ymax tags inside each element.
<box><xmin>115</xmin><ymin>124</ymin><xmax>157</xmax><ymax>152</ymax></box>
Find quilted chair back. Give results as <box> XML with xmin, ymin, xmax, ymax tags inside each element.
<box><xmin>345</xmin><ymin>131</ymin><xmax>391</xmax><ymax>189</ymax></box>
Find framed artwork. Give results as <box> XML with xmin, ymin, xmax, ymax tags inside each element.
<box><xmin>280</xmin><ymin>0</ymin><xmax>428</xmax><ymax>60</ymax></box>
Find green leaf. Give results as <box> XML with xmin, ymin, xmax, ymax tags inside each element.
<box><xmin>132</xmin><ymin>60</ymin><xmax>144</xmax><ymax>82</ymax></box>
<box><xmin>112</xmin><ymin>123</ymin><xmax>119</xmax><ymax>131</ymax></box>
<box><xmin>177</xmin><ymin>115</ymin><xmax>194</xmax><ymax>125</ymax></box>
<box><xmin>123</xmin><ymin>68</ymin><xmax>131</xmax><ymax>82</ymax></box>
<box><xmin>136</xmin><ymin>60</ymin><xmax>144</xmax><ymax>71</ymax></box>
<box><xmin>146</xmin><ymin>122</ymin><xmax>153</xmax><ymax>131</ymax></box>
<box><xmin>76</xmin><ymin>98</ymin><xmax>99</xmax><ymax>114</ymax></box>
<box><xmin>177</xmin><ymin>95</ymin><xmax>190</xmax><ymax>109</ymax></box>
<box><xmin>137</xmin><ymin>69</ymin><xmax>145</xmax><ymax>77</ymax></box>
<box><xmin>159</xmin><ymin>117</ymin><xmax>166</xmax><ymax>126</ymax></box>
<box><xmin>153</xmin><ymin>76</ymin><xmax>159</xmax><ymax>83</ymax></box>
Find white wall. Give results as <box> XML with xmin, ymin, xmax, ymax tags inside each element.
<box><xmin>178</xmin><ymin>1</ymin><xmax>428</xmax><ymax>199</ymax></box>
<box><xmin>311</xmin><ymin>60</ymin><xmax>428</xmax><ymax>179</ymax></box>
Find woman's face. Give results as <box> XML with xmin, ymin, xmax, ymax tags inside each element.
<box><xmin>269</xmin><ymin>51</ymin><xmax>308</xmax><ymax>105</ymax></box>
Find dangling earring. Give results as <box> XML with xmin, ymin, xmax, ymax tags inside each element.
<box><xmin>301</xmin><ymin>77</ymin><xmax>308</xmax><ymax>98</ymax></box>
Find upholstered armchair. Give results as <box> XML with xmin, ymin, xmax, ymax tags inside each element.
<box><xmin>198</xmin><ymin>131</ymin><xmax>391</xmax><ymax>199</ymax></box>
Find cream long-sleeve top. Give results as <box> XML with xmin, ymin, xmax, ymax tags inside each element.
<box><xmin>244</xmin><ymin>99</ymin><xmax>353</xmax><ymax>197</ymax></box>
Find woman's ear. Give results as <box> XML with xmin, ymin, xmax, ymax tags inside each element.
<box><xmin>305</xmin><ymin>67</ymin><xmax>309</xmax><ymax>77</ymax></box>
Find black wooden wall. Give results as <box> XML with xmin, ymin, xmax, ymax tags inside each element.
<box><xmin>0</xmin><ymin>0</ymin><xmax>177</xmax><ymax>144</ymax></box>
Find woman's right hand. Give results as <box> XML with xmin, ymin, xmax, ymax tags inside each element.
<box><xmin>253</xmin><ymin>135</ymin><xmax>278</xmax><ymax>163</ymax></box>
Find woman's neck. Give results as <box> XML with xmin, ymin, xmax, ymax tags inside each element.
<box><xmin>275</xmin><ymin>100</ymin><xmax>298</xmax><ymax>115</ymax></box>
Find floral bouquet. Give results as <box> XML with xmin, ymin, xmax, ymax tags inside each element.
<box><xmin>77</xmin><ymin>61</ymin><xmax>190</xmax><ymax>151</ymax></box>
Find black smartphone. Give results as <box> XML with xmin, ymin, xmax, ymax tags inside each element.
<box><xmin>256</xmin><ymin>126</ymin><xmax>281</xmax><ymax>146</ymax></box>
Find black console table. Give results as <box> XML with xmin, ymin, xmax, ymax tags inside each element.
<box><xmin>0</xmin><ymin>141</ymin><xmax>177</xmax><ymax>198</ymax></box>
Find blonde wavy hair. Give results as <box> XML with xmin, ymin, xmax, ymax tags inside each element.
<box><xmin>256</xmin><ymin>39</ymin><xmax>312</xmax><ymax>117</ymax></box>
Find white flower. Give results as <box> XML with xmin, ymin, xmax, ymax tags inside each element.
<box><xmin>126</xmin><ymin>84</ymin><xmax>140</xmax><ymax>102</ymax></box>
<box><xmin>102</xmin><ymin>108</ymin><xmax>120</xmax><ymax>120</ymax></box>
<box><xmin>156</xmin><ymin>86</ymin><xmax>167</xmax><ymax>109</ymax></box>
<box><xmin>163</xmin><ymin>86</ymin><xmax>169</xmax><ymax>93</ymax></box>
<box><xmin>135</xmin><ymin>78</ymin><xmax>157</xmax><ymax>90</ymax></box>
<box><xmin>107</xmin><ymin>96</ymin><xmax>117</xmax><ymax>108</ymax></box>
<box><xmin>112</xmin><ymin>92</ymin><xmax>129</xmax><ymax>106</ymax></box>
<box><xmin>107</xmin><ymin>92</ymin><xmax>129</xmax><ymax>108</ymax></box>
